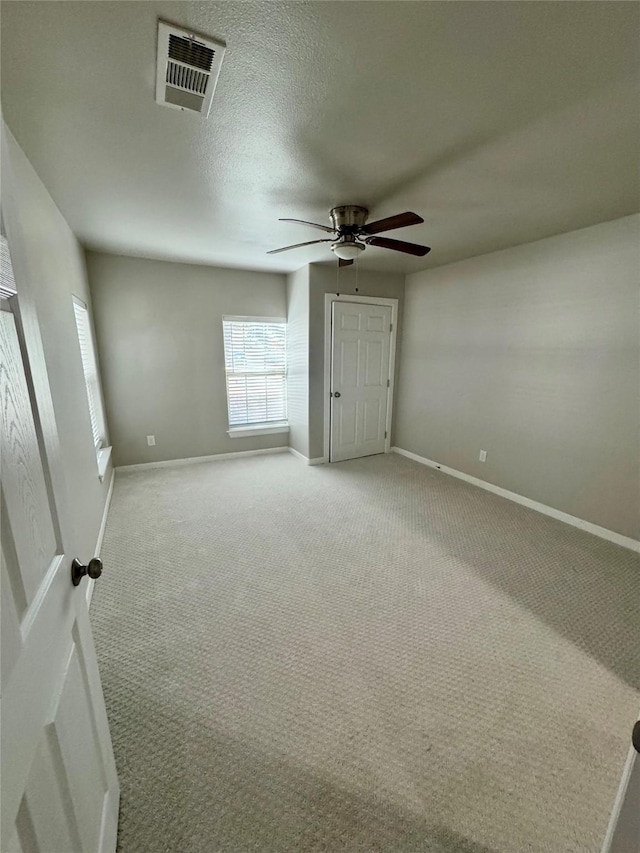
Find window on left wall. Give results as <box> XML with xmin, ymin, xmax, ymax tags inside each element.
<box><xmin>72</xmin><ymin>297</ymin><xmax>110</xmax><ymax>478</ymax></box>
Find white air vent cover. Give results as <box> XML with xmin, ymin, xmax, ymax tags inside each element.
<box><xmin>156</xmin><ymin>22</ymin><xmax>226</xmax><ymax>117</ymax></box>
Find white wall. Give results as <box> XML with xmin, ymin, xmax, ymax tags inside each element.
<box><xmin>87</xmin><ymin>251</ymin><xmax>287</xmax><ymax>467</ymax></box>
<box><xmin>286</xmin><ymin>267</ymin><xmax>310</xmax><ymax>458</ymax></box>
<box><xmin>1</xmin><ymin>124</ymin><xmax>112</xmax><ymax>562</ymax></box>
<box><xmin>395</xmin><ymin>215</ymin><xmax>640</xmax><ymax>539</ymax></box>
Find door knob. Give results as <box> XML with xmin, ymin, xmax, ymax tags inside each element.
<box><xmin>71</xmin><ymin>557</ymin><xmax>103</xmax><ymax>586</ymax></box>
<box><xmin>334</xmin><ymin>392</ymin><xmax>341</xmax><ymax>398</ymax></box>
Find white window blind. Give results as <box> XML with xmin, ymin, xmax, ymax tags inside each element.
<box><xmin>223</xmin><ymin>317</ymin><xmax>287</xmax><ymax>426</ymax></box>
<box><xmin>0</xmin><ymin>236</ymin><xmax>18</xmax><ymax>298</ymax></box>
<box><xmin>73</xmin><ymin>298</ymin><xmax>106</xmax><ymax>450</ymax></box>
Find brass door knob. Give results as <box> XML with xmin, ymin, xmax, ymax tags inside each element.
<box><xmin>71</xmin><ymin>557</ymin><xmax>103</xmax><ymax>587</ymax></box>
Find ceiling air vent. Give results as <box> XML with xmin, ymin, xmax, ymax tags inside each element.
<box><xmin>156</xmin><ymin>22</ymin><xmax>226</xmax><ymax>117</ymax></box>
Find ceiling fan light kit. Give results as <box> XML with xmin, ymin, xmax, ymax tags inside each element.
<box><xmin>268</xmin><ymin>205</ymin><xmax>431</xmax><ymax>264</ymax></box>
<box><xmin>331</xmin><ymin>239</ymin><xmax>365</xmax><ymax>261</ymax></box>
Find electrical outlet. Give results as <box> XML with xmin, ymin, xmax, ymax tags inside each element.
<box><xmin>147</xmin><ymin>435</ymin><xmax>156</xmax><ymax>446</ymax></box>
<box><xmin>479</xmin><ymin>450</ymin><xmax>487</xmax><ymax>463</ymax></box>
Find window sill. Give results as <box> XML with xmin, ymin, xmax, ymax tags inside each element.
<box><xmin>97</xmin><ymin>446</ymin><xmax>112</xmax><ymax>482</ymax></box>
<box><xmin>227</xmin><ymin>423</ymin><xmax>289</xmax><ymax>439</ymax></box>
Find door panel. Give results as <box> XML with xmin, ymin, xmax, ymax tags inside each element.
<box><xmin>20</xmin><ymin>728</ymin><xmax>83</xmax><ymax>852</ymax></box>
<box><xmin>339</xmin><ymin>340</ymin><xmax>359</xmax><ymax>387</ymax></box>
<box><xmin>363</xmin><ymin>398</ymin><xmax>383</xmax><ymax>442</ymax></box>
<box><xmin>1</xmin><ymin>290</ymin><xmax>119</xmax><ymax>852</ymax></box>
<box><xmin>1</xmin><ymin>310</ymin><xmax>58</xmax><ymax>605</ymax></box>
<box><xmin>0</xmin><ymin>534</ymin><xmax>22</xmax><ymax>684</ymax></box>
<box><xmin>339</xmin><ymin>311</ymin><xmax>360</xmax><ymax>331</ymax></box>
<box><xmin>330</xmin><ymin>301</ymin><xmax>392</xmax><ymax>462</ymax></box>
<box><xmin>338</xmin><ymin>401</ymin><xmax>358</xmax><ymax>447</ymax></box>
<box><xmin>364</xmin><ymin>340</ymin><xmax>384</xmax><ymax>386</ymax></box>
<box><xmin>50</xmin><ymin>639</ymin><xmax>108</xmax><ymax>852</ymax></box>
<box><xmin>366</xmin><ymin>314</ymin><xmax>384</xmax><ymax>332</ymax></box>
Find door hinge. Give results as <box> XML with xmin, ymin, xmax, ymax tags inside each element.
<box><xmin>390</xmin><ymin>323</ymin><xmax>393</xmax><ymax>332</ymax></box>
<box><xmin>385</xmin><ymin>431</ymin><xmax>388</xmax><ymax>438</ymax></box>
<box><xmin>387</xmin><ymin>379</ymin><xmax>390</xmax><ymax>387</ymax></box>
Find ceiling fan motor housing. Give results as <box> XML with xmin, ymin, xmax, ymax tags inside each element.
<box><xmin>330</xmin><ymin>205</ymin><xmax>369</xmax><ymax>235</ymax></box>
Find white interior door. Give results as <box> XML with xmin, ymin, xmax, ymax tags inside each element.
<box><xmin>330</xmin><ymin>300</ymin><xmax>392</xmax><ymax>463</ymax></box>
<box><xmin>1</xmin><ymin>293</ymin><xmax>119</xmax><ymax>853</ymax></box>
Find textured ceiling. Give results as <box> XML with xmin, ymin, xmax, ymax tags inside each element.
<box><xmin>1</xmin><ymin>1</ymin><xmax>638</xmax><ymax>273</ymax></box>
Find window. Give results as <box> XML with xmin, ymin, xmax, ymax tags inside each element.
<box><xmin>222</xmin><ymin>316</ymin><xmax>288</xmax><ymax>435</ymax></box>
<box><xmin>0</xmin><ymin>236</ymin><xmax>18</xmax><ymax>297</ymax></box>
<box><xmin>73</xmin><ymin>297</ymin><xmax>108</xmax><ymax>462</ymax></box>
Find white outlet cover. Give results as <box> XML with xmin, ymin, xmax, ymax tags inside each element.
<box><xmin>147</xmin><ymin>435</ymin><xmax>156</xmax><ymax>446</ymax></box>
<box><xmin>479</xmin><ymin>450</ymin><xmax>487</xmax><ymax>462</ymax></box>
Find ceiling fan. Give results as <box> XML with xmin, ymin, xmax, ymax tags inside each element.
<box><xmin>267</xmin><ymin>205</ymin><xmax>431</xmax><ymax>266</ymax></box>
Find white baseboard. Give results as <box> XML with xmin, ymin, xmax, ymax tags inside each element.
<box><xmin>116</xmin><ymin>446</ymin><xmax>289</xmax><ymax>472</ymax></box>
<box><xmin>287</xmin><ymin>446</ymin><xmax>307</xmax><ymax>463</ymax></box>
<box><xmin>87</xmin><ymin>470</ymin><xmax>115</xmax><ymax>606</ymax></box>
<box><xmin>392</xmin><ymin>446</ymin><xmax>640</xmax><ymax>553</ymax></box>
<box><xmin>288</xmin><ymin>447</ymin><xmax>327</xmax><ymax>466</ymax></box>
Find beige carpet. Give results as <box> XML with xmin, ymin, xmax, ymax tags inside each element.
<box><xmin>91</xmin><ymin>452</ymin><xmax>639</xmax><ymax>853</ymax></box>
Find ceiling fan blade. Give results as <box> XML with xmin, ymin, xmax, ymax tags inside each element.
<box><xmin>279</xmin><ymin>218</ymin><xmax>335</xmax><ymax>234</ymax></box>
<box><xmin>366</xmin><ymin>236</ymin><xmax>431</xmax><ymax>257</ymax></box>
<box><xmin>267</xmin><ymin>239</ymin><xmax>332</xmax><ymax>255</ymax></box>
<box><xmin>338</xmin><ymin>258</ymin><xmax>354</xmax><ymax>267</ymax></box>
<box><xmin>362</xmin><ymin>211</ymin><xmax>424</xmax><ymax>235</ymax></box>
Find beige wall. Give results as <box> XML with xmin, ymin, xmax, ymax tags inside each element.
<box><xmin>395</xmin><ymin>215</ymin><xmax>640</xmax><ymax>539</ymax></box>
<box><xmin>308</xmin><ymin>264</ymin><xmax>405</xmax><ymax>460</ymax></box>
<box><xmin>286</xmin><ymin>267</ymin><xmax>310</xmax><ymax>458</ymax></box>
<box><xmin>1</xmin><ymin>125</ymin><xmax>112</xmax><ymax>562</ymax></box>
<box><xmin>87</xmin><ymin>252</ymin><xmax>287</xmax><ymax>466</ymax></box>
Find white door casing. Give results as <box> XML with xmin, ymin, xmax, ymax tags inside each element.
<box><xmin>600</xmin><ymin>722</ymin><xmax>640</xmax><ymax>853</ymax></box>
<box><xmin>1</xmin><ymin>290</ymin><xmax>119</xmax><ymax>851</ymax></box>
<box><xmin>328</xmin><ymin>298</ymin><xmax>396</xmax><ymax>463</ymax></box>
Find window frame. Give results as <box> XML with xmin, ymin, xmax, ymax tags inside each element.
<box><xmin>72</xmin><ymin>296</ymin><xmax>111</xmax><ymax>477</ymax></box>
<box><xmin>222</xmin><ymin>315</ymin><xmax>289</xmax><ymax>437</ymax></box>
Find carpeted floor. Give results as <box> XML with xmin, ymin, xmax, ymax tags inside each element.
<box><xmin>91</xmin><ymin>452</ymin><xmax>639</xmax><ymax>853</ymax></box>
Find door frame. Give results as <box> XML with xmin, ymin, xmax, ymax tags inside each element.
<box><xmin>600</xmin><ymin>723</ymin><xmax>639</xmax><ymax>853</ymax></box>
<box><xmin>323</xmin><ymin>293</ymin><xmax>399</xmax><ymax>463</ymax></box>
